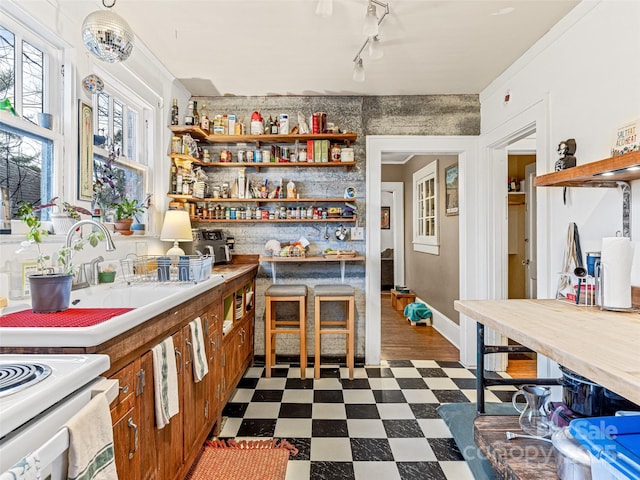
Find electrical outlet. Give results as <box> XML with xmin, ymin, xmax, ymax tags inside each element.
<box><xmin>350</xmin><ymin>227</ymin><xmax>364</xmax><ymax>240</ymax></box>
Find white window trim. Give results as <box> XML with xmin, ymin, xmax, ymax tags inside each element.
<box><xmin>413</xmin><ymin>160</ymin><xmax>439</xmax><ymax>255</ymax></box>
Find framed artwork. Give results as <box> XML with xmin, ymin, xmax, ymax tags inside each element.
<box><xmin>78</xmin><ymin>100</ymin><xmax>94</xmax><ymax>201</ymax></box>
<box><xmin>381</xmin><ymin>206</ymin><xmax>391</xmax><ymax>229</ymax></box>
<box><xmin>445</xmin><ymin>163</ymin><xmax>459</xmax><ymax>216</ymax></box>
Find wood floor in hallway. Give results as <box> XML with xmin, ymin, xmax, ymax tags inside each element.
<box><xmin>379</xmin><ymin>292</ymin><xmax>536</xmax><ymax>377</ymax></box>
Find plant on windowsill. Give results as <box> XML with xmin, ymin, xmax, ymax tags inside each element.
<box><xmin>17</xmin><ymin>201</ymin><xmax>103</xmax><ymax>313</ymax></box>
<box><xmin>108</xmin><ymin>198</ymin><xmax>146</xmax><ymax>235</ymax></box>
<box><xmin>35</xmin><ymin>197</ymin><xmax>92</xmax><ymax>235</ymax></box>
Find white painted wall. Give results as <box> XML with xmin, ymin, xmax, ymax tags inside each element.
<box><xmin>480</xmin><ymin>0</ymin><xmax>640</xmax><ymax>301</ymax></box>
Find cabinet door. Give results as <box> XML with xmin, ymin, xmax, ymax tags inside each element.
<box><xmin>182</xmin><ymin>321</ymin><xmax>209</xmax><ymax>456</ymax></box>
<box><xmin>205</xmin><ymin>300</ymin><xmax>223</xmax><ymax>431</ymax></box>
<box><xmin>139</xmin><ymin>351</ymin><xmax>160</xmax><ymax>480</ymax></box>
<box><xmin>112</xmin><ymin>406</ymin><xmax>141</xmax><ymax>480</ymax></box>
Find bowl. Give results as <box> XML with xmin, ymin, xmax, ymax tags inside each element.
<box><xmin>98</xmin><ymin>271</ymin><xmax>116</xmax><ymax>284</ymax></box>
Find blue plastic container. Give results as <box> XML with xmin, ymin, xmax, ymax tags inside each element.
<box><xmin>569</xmin><ymin>416</ymin><xmax>640</xmax><ymax>479</ymax></box>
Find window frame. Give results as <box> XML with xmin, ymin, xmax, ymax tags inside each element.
<box><xmin>412</xmin><ymin>160</ymin><xmax>439</xmax><ymax>255</ymax></box>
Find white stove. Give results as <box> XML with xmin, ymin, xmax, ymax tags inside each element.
<box><xmin>0</xmin><ymin>354</ymin><xmax>113</xmax><ymax>474</ymax></box>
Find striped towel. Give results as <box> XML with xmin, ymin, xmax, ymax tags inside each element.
<box><xmin>66</xmin><ymin>393</ymin><xmax>118</xmax><ymax>480</ymax></box>
<box><xmin>152</xmin><ymin>336</ymin><xmax>180</xmax><ymax>429</ymax></box>
<box><xmin>189</xmin><ymin>317</ymin><xmax>209</xmax><ymax>382</ymax></box>
<box><xmin>0</xmin><ymin>453</ymin><xmax>40</xmax><ymax>480</ymax></box>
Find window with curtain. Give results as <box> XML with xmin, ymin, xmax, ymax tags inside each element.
<box><xmin>413</xmin><ymin>160</ymin><xmax>439</xmax><ymax>254</ymax></box>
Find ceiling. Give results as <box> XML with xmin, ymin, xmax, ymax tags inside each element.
<box><xmin>67</xmin><ymin>0</ymin><xmax>579</xmax><ymax>97</ymax></box>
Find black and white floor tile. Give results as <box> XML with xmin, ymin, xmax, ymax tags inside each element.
<box><xmin>219</xmin><ymin>359</ymin><xmax>516</xmax><ymax>480</ymax></box>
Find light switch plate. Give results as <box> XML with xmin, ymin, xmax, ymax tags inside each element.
<box><xmin>351</xmin><ymin>227</ymin><xmax>364</xmax><ymax>240</ymax></box>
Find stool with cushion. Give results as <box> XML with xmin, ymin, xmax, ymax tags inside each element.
<box><xmin>265</xmin><ymin>284</ymin><xmax>308</xmax><ymax>378</ymax></box>
<box><xmin>313</xmin><ymin>284</ymin><xmax>355</xmax><ymax>380</ymax></box>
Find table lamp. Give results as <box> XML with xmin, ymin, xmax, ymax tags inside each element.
<box><xmin>160</xmin><ymin>209</ymin><xmax>193</xmax><ymax>256</ymax></box>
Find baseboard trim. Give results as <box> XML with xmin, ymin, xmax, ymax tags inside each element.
<box><xmin>415</xmin><ymin>296</ymin><xmax>460</xmax><ymax>350</ymax></box>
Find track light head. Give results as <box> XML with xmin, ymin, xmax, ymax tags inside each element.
<box><xmin>353</xmin><ymin>58</ymin><xmax>365</xmax><ymax>82</ymax></box>
<box><xmin>368</xmin><ymin>35</ymin><xmax>383</xmax><ymax>60</ymax></box>
<box><xmin>363</xmin><ymin>1</ymin><xmax>379</xmax><ymax>37</ymax></box>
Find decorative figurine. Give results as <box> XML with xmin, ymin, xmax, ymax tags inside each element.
<box><xmin>555</xmin><ymin>138</ymin><xmax>577</xmax><ymax>171</ymax></box>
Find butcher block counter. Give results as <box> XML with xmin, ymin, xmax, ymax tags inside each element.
<box><xmin>454</xmin><ymin>299</ymin><xmax>640</xmax><ymax>405</ymax></box>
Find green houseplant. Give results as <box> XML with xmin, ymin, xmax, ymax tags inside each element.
<box><xmin>37</xmin><ymin>197</ymin><xmax>92</xmax><ymax>234</ymax></box>
<box><xmin>109</xmin><ymin>198</ymin><xmax>146</xmax><ymax>235</ymax></box>
<box><xmin>17</xmin><ymin>201</ymin><xmax>103</xmax><ymax>312</ymax></box>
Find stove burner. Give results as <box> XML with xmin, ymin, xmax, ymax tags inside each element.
<box><xmin>0</xmin><ymin>363</ymin><xmax>52</xmax><ymax>398</ymax></box>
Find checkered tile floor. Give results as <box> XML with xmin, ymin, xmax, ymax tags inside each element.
<box><xmin>218</xmin><ymin>360</ymin><xmax>517</xmax><ymax>480</ymax></box>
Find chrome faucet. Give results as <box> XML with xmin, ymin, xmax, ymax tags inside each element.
<box><xmin>66</xmin><ymin>220</ymin><xmax>116</xmax><ymax>289</ymax></box>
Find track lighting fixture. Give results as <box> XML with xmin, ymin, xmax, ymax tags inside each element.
<box><xmin>353</xmin><ymin>58</ymin><xmax>365</xmax><ymax>82</ymax></box>
<box><xmin>315</xmin><ymin>0</ymin><xmax>333</xmax><ymax>17</ymax></box>
<box><xmin>351</xmin><ymin>0</ymin><xmax>389</xmax><ymax>81</ymax></box>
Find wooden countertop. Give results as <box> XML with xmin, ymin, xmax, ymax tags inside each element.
<box><xmin>454</xmin><ymin>299</ymin><xmax>640</xmax><ymax>405</ymax></box>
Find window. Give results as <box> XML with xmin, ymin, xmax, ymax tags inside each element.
<box><xmin>0</xmin><ymin>21</ymin><xmax>57</xmax><ymax>219</ymax></box>
<box><xmin>413</xmin><ymin>160</ymin><xmax>439</xmax><ymax>255</ymax></box>
<box><xmin>92</xmin><ymin>88</ymin><xmax>148</xmax><ymax>219</ymax></box>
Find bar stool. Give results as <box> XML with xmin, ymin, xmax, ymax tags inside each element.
<box><xmin>313</xmin><ymin>284</ymin><xmax>355</xmax><ymax>380</ymax></box>
<box><xmin>265</xmin><ymin>284</ymin><xmax>308</xmax><ymax>378</ymax></box>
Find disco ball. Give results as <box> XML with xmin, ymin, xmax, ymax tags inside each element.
<box><xmin>82</xmin><ymin>9</ymin><xmax>134</xmax><ymax>63</ymax></box>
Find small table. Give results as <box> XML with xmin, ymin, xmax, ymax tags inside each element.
<box><xmin>390</xmin><ymin>289</ymin><xmax>416</xmax><ymax>312</ymax></box>
<box><xmin>473</xmin><ymin>415</ymin><xmax>558</xmax><ymax>480</ymax></box>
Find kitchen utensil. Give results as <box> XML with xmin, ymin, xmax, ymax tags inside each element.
<box><xmin>551</xmin><ymin>427</ymin><xmax>592</xmax><ymax>480</ymax></box>
<box><xmin>335</xmin><ymin>224</ymin><xmax>347</xmax><ymax>241</ymax></box>
<box><xmin>512</xmin><ymin>384</ymin><xmax>554</xmax><ymax>437</ymax></box>
<box><xmin>506</xmin><ymin>431</ymin><xmax>553</xmax><ymax>443</ymax></box>
<box><xmin>324</xmin><ymin>225</ymin><xmax>330</xmax><ymax>240</ymax></box>
<box><xmin>573</xmin><ymin>267</ymin><xmax>587</xmax><ymax>304</ymax></box>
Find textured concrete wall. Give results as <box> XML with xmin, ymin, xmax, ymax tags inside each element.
<box><xmin>193</xmin><ymin>94</ymin><xmax>478</xmax><ymax>359</ymax></box>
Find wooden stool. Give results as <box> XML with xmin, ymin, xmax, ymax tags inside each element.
<box><xmin>314</xmin><ymin>284</ymin><xmax>355</xmax><ymax>380</ymax></box>
<box><xmin>265</xmin><ymin>284</ymin><xmax>307</xmax><ymax>378</ymax></box>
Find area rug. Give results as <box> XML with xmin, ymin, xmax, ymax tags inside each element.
<box><xmin>185</xmin><ymin>439</ymin><xmax>298</xmax><ymax>480</ymax></box>
<box><xmin>437</xmin><ymin>402</ymin><xmax>518</xmax><ymax>480</ymax></box>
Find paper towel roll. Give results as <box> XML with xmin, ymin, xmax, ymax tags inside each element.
<box><xmin>601</xmin><ymin>237</ymin><xmax>633</xmax><ymax>309</ymax></box>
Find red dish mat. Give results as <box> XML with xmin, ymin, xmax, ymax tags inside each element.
<box><xmin>0</xmin><ymin>308</ymin><xmax>134</xmax><ymax>328</ymax></box>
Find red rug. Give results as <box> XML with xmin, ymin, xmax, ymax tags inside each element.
<box><xmin>186</xmin><ymin>439</ymin><xmax>297</xmax><ymax>480</ymax></box>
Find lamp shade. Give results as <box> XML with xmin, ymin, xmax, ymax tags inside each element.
<box><xmin>160</xmin><ymin>210</ymin><xmax>193</xmax><ymax>256</ymax></box>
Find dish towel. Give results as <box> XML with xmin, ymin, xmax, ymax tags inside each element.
<box><xmin>0</xmin><ymin>453</ymin><xmax>41</xmax><ymax>480</ymax></box>
<box><xmin>66</xmin><ymin>392</ymin><xmax>118</xmax><ymax>480</ymax></box>
<box><xmin>152</xmin><ymin>336</ymin><xmax>180</xmax><ymax>429</ymax></box>
<box><xmin>189</xmin><ymin>317</ymin><xmax>209</xmax><ymax>382</ymax></box>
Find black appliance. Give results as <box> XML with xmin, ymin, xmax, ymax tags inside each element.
<box><xmin>183</xmin><ymin>228</ymin><xmax>231</xmax><ymax>265</ymax></box>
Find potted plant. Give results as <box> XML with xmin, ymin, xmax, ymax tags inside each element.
<box><xmin>17</xmin><ymin>201</ymin><xmax>103</xmax><ymax>313</ymax></box>
<box><xmin>36</xmin><ymin>197</ymin><xmax>92</xmax><ymax>235</ymax></box>
<box><xmin>109</xmin><ymin>198</ymin><xmax>146</xmax><ymax>235</ymax></box>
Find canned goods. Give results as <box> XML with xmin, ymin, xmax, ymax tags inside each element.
<box><xmin>171</xmin><ymin>136</ymin><xmax>182</xmax><ymax>154</ymax></box>
<box><xmin>220</xmin><ymin>150</ymin><xmax>232</xmax><ymax>162</ymax></box>
<box><xmin>263</xmin><ymin>149</ymin><xmax>271</xmax><ymax>163</ymax></box>
<box><xmin>278</xmin><ymin>114</ymin><xmax>289</xmax><ymax>135</ymax></box>
<box><xmin>237</xmin><ymin>150</ymin><xmax>245</xmax><ymax>162</ymax></box>
<box><xmin>299</xmin><ymin>148</ymin><xmax>307</xmax><ymax>162</ymax></box>
<box><xmin>340</xmin><ymin>147</ymin><xmax>354</xmax><ymax>162</ymax></box>
<box><xmin>254</xmin><ymin>150</ymin><xmax>262</xmax><ymax>162</ymax></box>
<box><xmin>331</xmin><ymin>144</ymin><xmax>342</xmax><ymax>162</ymax></box>
<box><xmin>246</xmin><ymin>150</ymin><xmax>254</xmax><ymax>162</ymax></box>
<box><xmin>281</xmin><ymin>146</ymin><xmax>289</xmax><ymax>161</ymax></box>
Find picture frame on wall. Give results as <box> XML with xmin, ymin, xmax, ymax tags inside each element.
<box><xmin>381</xmin><ymin>206</ymin><xmax>391</xmax><ymax>229</ymax></box>
<box><xmin>78</xmin><ymin>100</ymin><xmax>94</xmax><ymax>201</ymax></box>
<box><xmin>445</xmin><ymin>163</ymin><xmax>459</xmax><ymax>216</ymax></box>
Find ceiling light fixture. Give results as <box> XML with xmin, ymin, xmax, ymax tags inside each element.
<box><xmin>315</xmin><ymin>0</ymin><xmax>333</xmax><ymax>17</ymax></box>
<box><xmin>352</xmin><ymin>0</ymin><xmax>389</xmax><ymax>82</ymax></box>
<box><xmin>353</xmin><ymin>58</ymin><xmax>365</xmax><ymax>82</ymax></box>
<box><xmin>363</xmin><ymin>1</ymin><xmax>379</xmax><ymax>36</ymax></box>
<box><xmin>368</xmin><ymin>35</ymin><xmax>383</xmax><ymax>60</ymax></box>
<box><xmin>82</xmin><ymin>0</ymin><xmax>134</xmax><ymax>64</ymax></box>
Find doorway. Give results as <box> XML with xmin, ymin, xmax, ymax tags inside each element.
<box><xmin>380</xmin><ymin>181</ymin><xmax>404</xmax><ymax>291</ymax></box>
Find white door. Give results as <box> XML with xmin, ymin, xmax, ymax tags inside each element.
<box><xmin>525</xmin><ymin>162</ymin><xmax>537</xmax><ymax>298</ymax></box>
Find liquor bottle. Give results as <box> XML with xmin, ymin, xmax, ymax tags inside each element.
<box><xmin>200</xmin><ymin>104</ymin><xmax>210</xmax><ymax>132</ymax></box>
<box><xmin>193</xmin><ymin>101</ymin><xmax>200</xmax><ymax>128</ymax></box>
<box><xmin>170</xmin><ymin>99</ymin><xmax>179</xmax><ymax>125</ymax></box>
<box><xmin>184</xmin><ymin>101</ymin><xmax>194</xmax><ymax>126</ymax></box>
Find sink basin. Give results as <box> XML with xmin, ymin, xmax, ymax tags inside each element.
<box><xmin>69</xmin><ymin>282</ymin><xmax>194</xmax><ymax>308</ymax></box>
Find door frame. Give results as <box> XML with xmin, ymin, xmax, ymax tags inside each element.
<box><xmin>365</xmin><ymin>135</ymin><xmax>478</xmax><ymax>366</ymax></box>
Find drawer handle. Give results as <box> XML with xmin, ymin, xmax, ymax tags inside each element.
<box><xmin>174</xmin><ymin>348</ymin><xmax>182</xmax><ymax>374</ymax></box>
<box><xmin>119</xmin><ymin>384</ymin><xmax>129</xmax><ymax>394</ymax></box>
<box><xmin>185</xmin><ymin>338</ymin><xmax>193</xmax><ymax>367</ymax></box>
<box><xmin>128</xmin><ymin>418</ymin><xmax>138</xmax><ymax>459</ymax></box>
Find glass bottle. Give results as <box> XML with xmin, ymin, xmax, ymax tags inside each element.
<box><xmin>200</xmin><ymin>103</ymin><xmax>210</xmax><ymax>131</ymax></box>
<box><xmin>184</xmin><ymin>101</ymin><xmax>194</xmax><ymax>126</ymax></box>
<box><xmin>171</xmin><ymin>98</ymin><xmax>179</xmax><ymax>125</ymax></box>
<box><xmin>192</xmin><ymin>101</ymin><xmax>200</xmax><ymax>128</ymax></box>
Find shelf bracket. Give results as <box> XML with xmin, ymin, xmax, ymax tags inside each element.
<box><xmin>619</xmin><ymin>181</ymin><xmax>631</xmax><ymax>238</ymax></box>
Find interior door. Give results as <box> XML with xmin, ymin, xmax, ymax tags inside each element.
<box><xmin>525</xmin><ymin>162</ymin><xmax>537</xmax><ymax>299</ymax></box>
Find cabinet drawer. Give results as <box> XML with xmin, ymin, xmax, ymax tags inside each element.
<box><xmin>109</xmin><ymin>361</ymin><xmax>138</xmax><ymax>412</ymax></box>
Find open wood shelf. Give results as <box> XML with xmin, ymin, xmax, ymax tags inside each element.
<box><xmin>168</xmin><ymin>155</ymin><xmax>356</xmax><ymax>170</ymax></box>
<box><xmin>169</xmin><ymin>126</ymin><xmax>357</xmax><ymax>146</ymax></box>
<box><xmin>191</xmin><ymin>218</ymin><xmax>356</xmax><ymax>223</ymax></box>
<box><xmin>169</xmin><ymin>195</ymin><xmax>347</xmax><ymax>203</ymax></box>
<box><xmin>534</xmin><ymin>150</ymin><xmax>640</xmax><ymax>187</ymax></box>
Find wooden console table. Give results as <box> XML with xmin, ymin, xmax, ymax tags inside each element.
<box><xmin>474</xmin><ymin>415</ymin><xmax>558</xmax><ymax>480</ymax></box>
